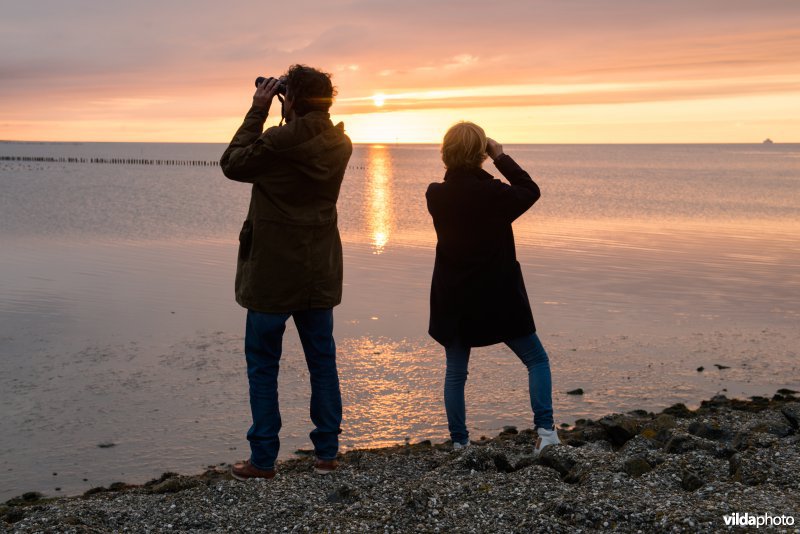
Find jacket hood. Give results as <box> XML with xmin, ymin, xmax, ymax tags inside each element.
<box><xmin>266</xmin><ymin>112</ymin><xmax>352</xmax><ymax>181</ymax></box>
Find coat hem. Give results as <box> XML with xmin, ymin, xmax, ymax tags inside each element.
<box><xmin>235</xmin><ymin>296</ymin><xmax>342</xmax><ymax>314</ymax></box>
<box><xmin>428</xmin><ymin>326</ymin><xmax>537</xmax><ymax>349</ymax></box>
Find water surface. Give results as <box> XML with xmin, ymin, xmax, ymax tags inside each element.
<box><xmin>1</xmin><ymin>142</ymin><xmax>798</xmax><ymax>499</ymax></box>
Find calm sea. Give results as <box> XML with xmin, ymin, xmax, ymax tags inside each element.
<box><xmin>1</xmin><ymin>141</ymin><xmax>798</xmax><ymax>499</ymax></box>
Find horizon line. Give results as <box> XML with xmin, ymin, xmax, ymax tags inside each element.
<box><xmin>1</xmin><ymin>139</ymin><xmax>796</xmax><ymax>146</ymax></box>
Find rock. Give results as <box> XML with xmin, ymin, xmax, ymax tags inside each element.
<box><xmin>197</xmin><ymin>468</ymin><xmax>228</xmax><ymax>485</ymax></box>
<box><xmin>720</xmin><ymin>397</ymin><xmax>769</xmax><ymax>413</ymax></box>
<box><xmin>640</xmin><ymin>426</ymin><xmax>675</xmax><ymax>449</ymax></box>
<box><xmin>661</xmin><ymin>403</ymin><xmax>694</xmax><ymax>418</ymax></box>
<box><xmin>744</xmin><ymin>396</ymin><xmax>772</xmax><ymax>411</ymax></box>
<box><xmin>513</xmin><ymin>456</ymin><xmax>536</xmax><ymax>471</ymax></box>
<box><xmin>639</xmin><ymin>428</ymin><xmax>657</xmax><ymax>440</ymax></box>
<box><xmin>144</xmin><ymin>472</ymin><xmax>180</xmax><ymax>487</ymax></box>
<box><xmin>696</xmin><ymin>366</ymin><xmax>704</xmax><ymax>372</ymax></box>
<box><xmin>687</xmin><ymin>421</ymin><xmax>732</xmax><ymax>441</ymax></box>
<box><xmin>555</xmin><ymin>501</ymin><xmax>573</xmax><ymax>516</ymax></box>
<box><xmin>97</xmin><ymin>442</ymin><xmax>116</xmax><ymax>448</ymax></box>
<box><xmin>729</xmin><ymin>454</ymin><xmax>767</xmax><ymax>486</ymax></box>
<box><xmin>780</xmin><ymin>405</ymin><xmax>799</xmax><ymax>430</ymax></box>
<box><xmin>4</xmin><ymin>492</ymin><xmax>44</xmax><ymax>506</ymax></box>
<box><xmin>491</xmin><ymin>451</ymin><xmax>514</xmax><ymax>473</ymax></box>
<box><xmin>652</xmin><ymin>414</ymin><xmax>676</xmax><ymax>431</ymax></box>
<box><xmin>61</xmin><ymin>516</ymin><xmax>82</xmax><ymax>526</ymax></box>
<box><xmin>538</xmin><ymin>447</ymin><xmax>576</xmax><ymax>477</ymax></box>
<box><xmin>680</xmin><ymin>469</ymin><xmax>705</xmax><ymax>491</ymax></box>
<box><xmin>573</xmin><ymin>423</ymin><xmax>610</xmax><ymax>443</ymax></box>
<box><xmin>150</xmin><ymin>476</ymin><xmax>201</xmax><ymax>494</ymax></box>
<box><xmin>710</xmin><ymin>445</ymin><xmax>737</xmax><ymax>459</ymax></box>
<box><xmin>500</xmin><ymin>425</ymin><xmax>518</xmax><ymax>435</ymax></box>
<box><xmin>566</xmin><ymin>388</ymin><xmax>584</xmax><ymax>395</ymax></box>
<box><xmin>2</xmin><ymin>507</ymin><xmax>26</xmax><ymax>524</ymax></box>
<box><xmin>699</xmin><ymin>395</ymin><xmax>731</xmax><ymax>410</ymax></box>
<box><xmin>732</xmin><ymin>430</ymin><xmax>775</xmax><ymax>450</ymax></box>
<box><xmin>620</xmin><ymin>434</ymin><xmax>659</xmax><ymax>456</ymax></box>
<box><xmin>410</xmin><ymin>439</ymin><xmax>432</xmax><ymax>449</ymax></box>
<box><xmin>458</xmin><ymin>447</ymin><xmax>494</xmax><ymax>471</ymax></box>
<box><xmin>623</xmin><ymin>456</ymin><xmax>653</xmax><ymax>477</ymax></box>
<box><xmin>0</xmin><ymin>491</ymin><xmax>44</xmax><ymax>510</ymax></box>
<box><xmin>598</xmin><ymin>415</ymin><xmax>640</xmax><ymax>447</ymax></box>
<box><xmin>728</xmin><ymin>453</ymin><xmax>741</xmax><ymax>477</ymax></box>
<box><xmin>563</xmin><ymin>463</ymin><xmax>590</xmax><ymax>484</ymax></box>
<box><xmin>83</xmin><ymin>487</ymin><xmax>107</xmax><ymax>497</ymax></box>
<box><xmin>749</xmin><ymin>421</ymin><xmax>793</xmax><ymax>438</ymax></box>
<box><xmin>402</xmin><ymin>488</ymin><xmax>432</xmax><ymax>512</ymax></box>
<box><xmin>653</xmin><ymin>429</ymin><xmax>674</xmax><ymax>446</ymax></box>
<box><xmin>327</xmin><ymin>483</ymin><xmax>360</xmax><ymax>504</ymax></box>
<box><xmin>664</xmin><ymin>434</ymin><xmax>697</xmax><ymax>454</ymax></box>
<box><xmin>584</xmin><ymin>440</ymin><xmax>614</xmax><ymax>452</ymax></box>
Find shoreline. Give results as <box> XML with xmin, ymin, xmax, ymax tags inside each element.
<box><xmin>3</xmin><ymin>389</ymin><xmax>799</xmax><ymax>533</ymax></box>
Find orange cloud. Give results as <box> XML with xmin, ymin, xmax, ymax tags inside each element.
<box><xmin>1</xmin><ymin>1</ymin><xmax>799</xmax><ymax>142</ymax></box>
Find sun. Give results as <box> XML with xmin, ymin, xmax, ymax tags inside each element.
<box><xmin>372</xmin><ymin>93</ymin><xmax>386</xmax><ymax>107</ymax></box>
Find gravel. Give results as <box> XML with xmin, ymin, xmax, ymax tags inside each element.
<box><xmin>3</xmin><ymin>391</ymin><xmax>799</xmax><ymax>533</ymax></box>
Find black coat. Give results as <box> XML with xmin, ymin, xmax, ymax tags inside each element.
<box><xmin>426</xmin><ymin>154</ymin><xmax>541</xmax><ymax>347</ymax></box>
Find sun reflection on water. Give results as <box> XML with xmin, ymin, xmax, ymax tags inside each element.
<box><xmin>365</xmin><ymin>145</ymin><xmax>394</xmax><ymax>254</ymax></box>
<box><xmin>340</xmin><ymin>336</ymin><xmax>446</xmax><ymax>449</ymax></box>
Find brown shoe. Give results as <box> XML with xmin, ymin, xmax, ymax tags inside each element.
<box><xmin>231</xmin><ymin>459</ymin><xmax>276</xmax><ymax>481</ymax></box>
<box><xmin>314</xmin><ymin>458</ymin><xmax>338</xmax><ymax>475</ymax></box>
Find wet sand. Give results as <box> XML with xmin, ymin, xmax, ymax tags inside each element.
<box><xmin>2</xmin><ymin>236</ymin><xmax>798</xmax><ymax>501</ymax></box>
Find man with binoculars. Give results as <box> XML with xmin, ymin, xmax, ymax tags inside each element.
<box><xmin>220</xmin><ymin>64</ymin><xmax>353</xmax><ymax>480</ymax></box>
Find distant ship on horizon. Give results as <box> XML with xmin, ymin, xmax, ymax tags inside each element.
<box><xmin>763</xmin><ymin>138</ymin><xmax>774</xmax><ymax>144</ymax></box>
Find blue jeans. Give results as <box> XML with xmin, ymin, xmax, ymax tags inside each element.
<box><xmin>444</xmin><ymin>332</ymin><xmax>554</xmax><ymax>445</ymax></box>
<box><xmin>244</xmin><ymin>308</ymin><xmax>342</xmax><ymax>470</ymax></box>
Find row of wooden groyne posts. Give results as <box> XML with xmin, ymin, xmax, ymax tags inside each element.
<box><xmin>0</xmin><ymin>155</ymin><xmax>368</xmax><ymax>170</ymax></box>
<box><xmin>0</xmin><ymin>156</ymin><xmax>219</xmax><ymax>166</ymax></box>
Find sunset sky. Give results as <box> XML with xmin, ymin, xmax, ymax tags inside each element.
<box><xmin>1</xmin><ymin>0</ymin><xmax>799</xmax><ymax>143</ymax></box>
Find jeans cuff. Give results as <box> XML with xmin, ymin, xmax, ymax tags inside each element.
<box><xmin>249</xmin><ymin>457</ymin><xmax>275</xmax><ymax>471</ymax></box>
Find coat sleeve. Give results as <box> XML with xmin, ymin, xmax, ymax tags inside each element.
<box><xmin>489</xmin><ymin>154</ymin><xmax>541</xmax><ymax>222</ymax></box>
<box><xmin>425</xmin><ymin>183</ymin><xmax>438</xmax><ymax>217</ymax></box>
<box><xmin>219</xmin><ymin>105</ymin><xmax>283</xmax><ymax>183</ymax></box>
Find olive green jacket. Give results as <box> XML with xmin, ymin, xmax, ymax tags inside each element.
<box><xmin>220</xmin><ymin>105</ymin><xmax>352</xmax><ymax>312</ymax></box>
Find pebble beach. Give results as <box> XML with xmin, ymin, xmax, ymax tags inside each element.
<box><xmin>3</xmin><ymin>389</ymin><xmax>799</xmax><ymax>533</ymax></box>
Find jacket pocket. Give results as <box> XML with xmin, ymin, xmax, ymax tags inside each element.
<box><xmin>238</xmin><ymin>220</ymin><xmax>253</xmax><ymax>261</ymax></box>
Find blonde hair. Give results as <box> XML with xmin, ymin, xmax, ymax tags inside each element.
<box><xmin>441</xmin><ymin>121</ymin><xmax>488</xmax><ymax>169</ymax></box>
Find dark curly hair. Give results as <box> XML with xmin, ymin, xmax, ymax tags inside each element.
<box><xmin>284</xmin><ymin>64</ymin><xmax>337</xmax><ymax>116</ymax></box>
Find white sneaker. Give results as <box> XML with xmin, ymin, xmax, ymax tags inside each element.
<box><xmin>533</xmin><ymin>427</ymin><xmax>561</xmax><ymax>456</ymax></box>
<box><xmin>453</xmin><ymin>440</ymin><xmax>471</xmax><ymax>451</ymax></box>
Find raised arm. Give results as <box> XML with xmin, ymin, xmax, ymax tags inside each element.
<box><xmin>486</xmin><ymin>138</ymin><xmax>541</xmax><ymax>222</ymax></box>
<box><xmin>219</xmin><ymin>77</ymin><xmax>283</xmax><ymax>183</ymax></box>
